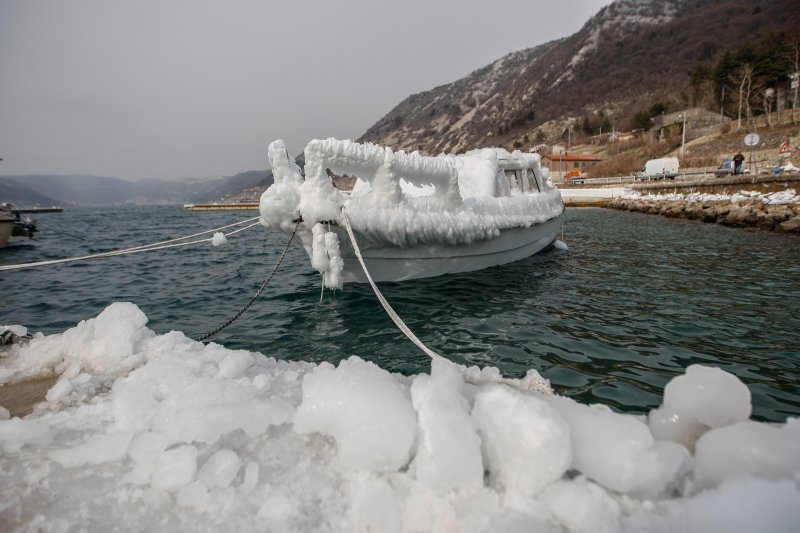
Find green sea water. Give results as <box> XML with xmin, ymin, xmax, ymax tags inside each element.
<box><xmin>2</xmin><ymin>205</ymin><xmax>798</xmax><ymax>422</ymax></box>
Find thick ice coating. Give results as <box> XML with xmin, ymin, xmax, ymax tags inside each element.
<box><xmin>259</xmin><ymin>138</ymin><xmax>564</xmax><ymax>288</ymax></box>
<box><xmin>1</xmin><ymin>303</ymin><xmax>799</xmax><ymax>532</ymax></box>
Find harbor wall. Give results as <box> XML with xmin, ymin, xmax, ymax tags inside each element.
<box><xmin>608</xmin><ymin>195</ymin><xmax>800</xmax><ymax>233</ymax></box>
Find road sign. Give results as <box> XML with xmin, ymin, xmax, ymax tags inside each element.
<box><xmin>744</xmin><ymin>133</ymin><xmax>760</xmax><ymax>147</ymax></box>
<box><xmin>779</xmin><ymin>141</ymin><xmax>791</xmax><ymax>154</ymax></box>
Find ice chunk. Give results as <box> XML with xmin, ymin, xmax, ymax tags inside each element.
<box><xmin>351</xmin><ymin>474</ymin><xmax>401</xmax><ymax>533</ymax></box>
<box><xmin>0</xmin><ymin>418</ymin><xmax>52</xmax><ymax>452</ymax></box>
<box><xmin>0</xmin><ymin>406</ymin><xmax>9</xmax><ymax>420</ymax></box>
<box><xmin>210</xmin><ymin>232</ymin><xmax>227</xmax><ymax>246</ymax></box>
<box><xmin>198</xmin><ymin>449</ymin><xmax>241</xmax><ymax>489</ymax></box>
<box><xmin>541</xmin><ymin>477</ymin><xmax>620</xmax><ymax>533</ymax></box>
<box><xmin>472</xmin><ymin>385</ymin><xmax>571</xmax><ymax>496</ymax></box>
<box><xmin>48</xmin><ymin>431</ymin><xmax>133</xmax><ymax>468</ymax></box>
<box><xmin>293</xmin><ymin>356</ymin><xmax>416</xmax><ymax>471</ymax></box>
<box><xmin>626</xmin><ymin>477</ymin><xmax>800</xmax><ymax>532</ymax></box>
<box><xmin>177</xmin><ymin>481</ymin><xmax>209</xmax><ymax>512</ymax></box>
<box><xmin>410</xmin><ymin>357</ymin><xmax>483</xmax><ymax>492</ymax></box>
<box><xmin>649</xmin><ymin>365</ymin><xmax>751</xmax><ymax>449</ymax></box>
<box><xmin>694</xmin><ymin>420</ymin><xmax>800</xmax><ymax>488</ymax></box>
<box><xmin>243</xmin><ymin>461</ymin><xmax>259</xmax><ymax>489</ymax></box>
<box><xmin>127</xmin><ymin>431</ymin><xmax>168</xmax><ymax>465</ymax></box>
<box><xmin>218</xmin><ymin>351</ymin><xmax>254</xmax><ymax>379</ymax></box>
<box><xmin>11</xmin><ymin>302</ymin><xmax>153</xmax><ymax>381</ymax></box>
<box><xmin>151</xmin><ymin>445</ymin><xmax>197</xmax><ymax>491</ymax></box>
<box><xmin>545</xmin><ymin>395</ymin><xmax>689</xmax><ymax>494</ymax></box>
<box><xmin>112</xmin><ymin>380</ymin><xmax>158</xmax><ymax>432</ymax></box>
<box><xmin>45</xmin><ymin>378</ymin><xmax>73</xmax><ymax>402</ymax></box>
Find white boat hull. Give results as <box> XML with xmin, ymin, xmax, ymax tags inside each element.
<box><xmin>329</xmin><ymin>213</ymin><xmax>563</xmax><ymax>283</ymax></box>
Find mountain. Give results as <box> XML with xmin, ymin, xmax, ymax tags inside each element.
<box><xmin>359</xmin><ymin>0</ymin><xmax>800</xmax><ymax>154</ymax></box>
<box><xmin>201</xmin><ymin>170</ymin><xmax>273</xmax><ymax>202</ymax></box>
<box><xmin>0</xmin><ymin>174</ymin><xmax>234</xmax><ymax>206</ymax></box>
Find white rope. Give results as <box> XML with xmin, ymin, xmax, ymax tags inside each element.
<box><xmin>340</xmin><ymin>208</ymin><xmax>553</xmax><ymax>394</ymax></box>
<box><xmin>341</xmin><ymin>209</ymin><xmax>442</xmax><ymax>360</ymax></box>
<box><xmin>0</xmin><ymin>216</ymin><xmax>262</xmax><ymax>272</ymax></box>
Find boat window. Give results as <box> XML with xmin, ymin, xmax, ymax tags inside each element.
<box><xmin>527</xmin><ymin>169</ymin><xmax>541</xmax><ymax>192</ymax></box>
<box><xmin>504</xmin><ymin>170</ymin><xmax>520</xmax><ymax>192</ymax></box>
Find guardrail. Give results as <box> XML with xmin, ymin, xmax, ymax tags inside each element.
<box><xmin>557</xmin><ymin>169</ymin><xmax>737</xmax><ymax>186</ymax></box>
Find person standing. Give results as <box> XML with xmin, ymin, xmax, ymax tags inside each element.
<box><xmin>733</xmin><ymin>152</ymin><xmax>745</xmax><ymax>175</ymax></box>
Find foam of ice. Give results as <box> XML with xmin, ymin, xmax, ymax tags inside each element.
<box><xmin>1</xmin><ymin>303</ymin><xmax>799</xmax><ymax>532</ymax></box>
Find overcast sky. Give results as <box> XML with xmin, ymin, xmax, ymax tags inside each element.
<box><xmin>0</xmin><ymin>0</ymin><xmax>612</xmax><ymax>180</ymax></box>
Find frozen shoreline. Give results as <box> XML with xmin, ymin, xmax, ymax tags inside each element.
<box><xmin>1</xmin><ymin>303</ymin><xmax>799</xmax><ymax>532</ymax></box>
<box><xmin>608</xmin><ymin>189</ymin><xmax>800</xmax><ymax>232</ymax></box>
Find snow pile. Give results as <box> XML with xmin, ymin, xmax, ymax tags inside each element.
<box><xmin>2</xmin><ymin>304</ymin><xmax>799</xmax><ymax>532</ymax></box>
<box><xmin>260</xmin><ymin>138</ymin><xmax>564</xmax><ymax>288</ymax></box>
<box><xmin>621</xmin><ymin>188</ymin><xmax>799</xmax><ymax>205</ymax></box>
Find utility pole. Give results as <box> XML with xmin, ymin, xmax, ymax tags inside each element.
<box><xmin>720</xmin><ymin>86</ymin><xmax>725</xmax><ymax>122</ymax></box>
<box><xmin>680</xmin><ymin>114</ymin><xmax>687</xmax><ymax>160</ymax></box>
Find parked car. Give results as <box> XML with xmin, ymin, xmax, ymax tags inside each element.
<box><xmin>641</xmin><ymin>157</ymin><xmax>679</xmax><ymax>180</ymax></box>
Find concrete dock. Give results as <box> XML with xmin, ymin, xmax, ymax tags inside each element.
<box><xmin>0</xmin><ymin>376</ymin><xmax>56</xmax><ymax>417</ymax></box>
<box><xmin>184</xmin><ymin>203</ymin><xmax>259</xmax><ymax>212</ymax></box>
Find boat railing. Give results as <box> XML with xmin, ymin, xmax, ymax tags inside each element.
<box><xmin>304</xmin><ymin>138</ymin><xmax>459</xmax><ymax>206</ymax></box>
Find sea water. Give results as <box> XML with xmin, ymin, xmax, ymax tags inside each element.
<box><xmin>1</xmin><ymin>205</ymin><xmax>798</xmax><ymax>422</ymax></box>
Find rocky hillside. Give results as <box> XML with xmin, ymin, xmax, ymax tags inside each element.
<box><xmin>359</xmin><ymin>0</ymin><xmax>800</xmax><ymax>155</ymax></box>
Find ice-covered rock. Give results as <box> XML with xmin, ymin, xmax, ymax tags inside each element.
<box><xmin>649</xmin><ymin>365</ymin><xmax>751</xmax><ymax>449</ymax></box>
<box><xmin>198</xmin><ymin>449</ymin><xmax>241</xmax><ymax>489</ymax></box>
<box><xmin>151</xmin><ymin>445</ymin><xmax>198</xmax><ymax>491</ymax></box>
<box><xmin>0</xmin><ymin>417</ymin><xmax>52</xmax><ymax>452</ymax></box>
<box><xmin>48</xmin><ymin>431</ymin><xmax>133</xmax><ymax>468</ymax></box>
<box><xmin>293</xmin><ymin>356</ymin><xmax>416</xmax><ymax>472</ymax></box>
<box><xmin>694</xmin><ymin>420</ymin><xmax>800</xmax><ymax>488</ymax></box>
<box><xmin>410</xmin><ymin>357</ymin><xmax>482</xmax><ymax>492</ymax></box>
<box><xmin>541</xmin><ymin>477</ymin><xmax>620</xmax><ymax>533</ymax></box>
<box><xmin>4</xmin><ymin>302</ymin><xmax>153</xmax><ymax>382</ymax></box>
<box><xmin>2</xmin><ymin>304</ymin><xmax>799</xmax><ymax>532</ymax></box>
<box><xmin>545</xmin><ymin>395</ymin><xmax>691</xmax><ymax>494</ymax></box>
<box><xmin>472</xmin><ymin>385</ymin><xmax>571</xmax><ymax>496</ymax></box>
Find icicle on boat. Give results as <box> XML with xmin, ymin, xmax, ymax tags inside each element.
<box><xmin>259</xmin><ymin>138</ymin><xmax>565</xmax><ymax>286</ymax></box>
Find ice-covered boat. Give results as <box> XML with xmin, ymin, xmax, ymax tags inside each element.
<box><xmin>260</xmin><ymin>138</ymin><xmax>564</xmax><ymax>286</ymax></box>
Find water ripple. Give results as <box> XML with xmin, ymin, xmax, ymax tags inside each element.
<box><xmin>1</xmin><ymin>206</ymin><xmax>799</xmax><ymax>421</ymax></box>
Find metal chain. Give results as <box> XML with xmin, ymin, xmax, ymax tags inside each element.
<box><xmin>195</xmin><ymin>221</ymin><xmax>299</xmax><ymax>342</ymax></box>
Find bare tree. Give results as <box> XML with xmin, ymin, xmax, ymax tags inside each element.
<box><xmin>735</xmin><ymin>64</ymin><xmax>754</xmax><ymax>131</ymax></box>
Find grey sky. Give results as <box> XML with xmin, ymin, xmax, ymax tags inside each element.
<box><xmin>0</xmin><ymin>0</ymin><xmax>612</xmax><ymax>180</ymax></box>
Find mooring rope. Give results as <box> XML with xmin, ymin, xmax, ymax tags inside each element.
<box><xmin>341</xmin><ymin>208</ymin><xmax>553</xmax><ymax>394</ymax></box>
<box><xmin>341</xmin><ymin>209</ymin><xmax>442</xmax><ymax>360</ymax></box>
<box><xmin>195</xmin><ymin>221</ymin><xmax>299</xmax><ymax>342</ymax></box>
<box><xmin>0</xmin><ymin>216</ymin><xmax>262</xmax><ymax>272</ymax></box>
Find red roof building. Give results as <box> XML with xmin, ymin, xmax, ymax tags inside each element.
<box><xmin>542</xmin><ymin>153</ymin><xmax>602</xmax><ymax>181</ymax></box>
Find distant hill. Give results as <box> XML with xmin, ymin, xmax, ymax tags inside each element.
<box><xmin>359</xmin><ymin>0</ymin><xmax>800</xmax><ymax>154</ymax></box>
<box><xmin>0</xmin><ymin>178</ymin><xmax>59</xmax><ymax>206</ymax></box>
<box><xmin>201</xmin><ymin>170</ymin><xmax>273</xmax><ymax>202</ymax></box>
<box><xmin>0</xmin><ymin>171</ymin><xmax>270</xmax><ymax>207</ymax></box>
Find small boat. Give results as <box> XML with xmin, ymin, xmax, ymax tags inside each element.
<box><xmin>0</xmin><ymin>203</ymin><xmax>38</xmax><ymax>249</ymax></box>
<box><xmin>260</xmin><ymin>138</ymin><xmax>564</xmax><ymax>286</ymax></box>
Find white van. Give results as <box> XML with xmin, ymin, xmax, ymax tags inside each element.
<box><xmin>642</xmin><ymin>157</ymin><xmax>679</xmax><ymax>179</ymax></box>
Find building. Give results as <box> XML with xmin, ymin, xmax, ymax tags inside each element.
<box><xmin>542</xmin><ymin>153</ymin><xmax>602</xmax><ymax>181</ymax></box>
